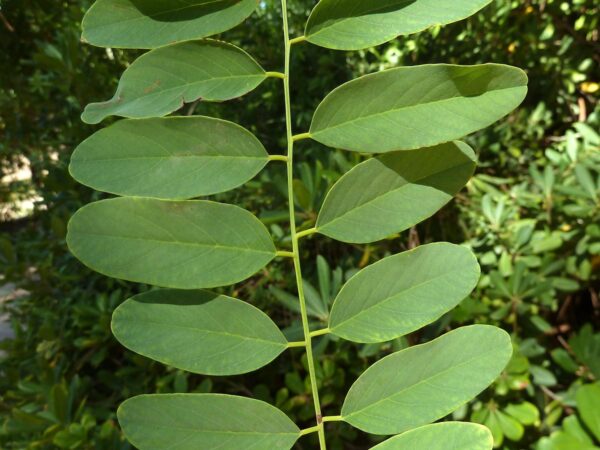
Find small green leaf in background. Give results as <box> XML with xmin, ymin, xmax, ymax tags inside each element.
<box><xmin>341</xmin><ymin>325</ymin><xmax>512</xmax><ymax>434</ymax></box>
<box><xmin>577</xmin><ymin>382</ymin><xmax>600</xmax><ymax>442</ymax></box>
<box><xmin>305</xmin><ymin>0</ymin><xmax>493</xmax><ymax>51</ymax></box>
<box><xmin>371</xmin><ymin>422</ymin><xmax>493</xmax><ymax>450</ymax></box>
<box><xmin>118</xmin><ymin>394</ymin><xmax>300</xmax><ymax>449</ymax></box>
<box><xmin>309</xmin><ymin>64</ymin><xmax>527</xmax><ymax>153</ymax></box>
<box><xmin>82</xmin><ymin>0</ymin><xmax>258</xmax><ymax>49</ymax></box>
<box><xmin>329</xmin><ymin>243</ymin><xmax>480</xmax><ymax>343</ymax></box>
<box><xmin>71</xmin><ymin>117</ymin><xmax>268</xmax><ymax>199</ymax></box>
<box><xmin>316</xmin><ymin>141</ymin><xmax>477</xmax><ymax>243</ymax></box>
<box><xmin>82</xmin><ymin>40</ymin><xmax>266</xmax><ymax>124</ymax></box>
<box><xmin>112</xmin><ymin>289</ymin><xmax>288</xmax><ymax>375</ymax></box>
<box><xmin>67</xmin><ymin>198</ymin><xmax>276</xmax><ymax>289</ymax></box>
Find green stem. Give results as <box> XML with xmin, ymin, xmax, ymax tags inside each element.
<box><xmin>296</xmin><ymin>227</ymin><xmax>317</xmax><ymax>239</ymax></box>
<box><xmin>280</xmin><ymin>1</ymin><xmax>327</xmax><ymax>449</ymax></box>
<box><xmin>322</xmin><ymin>415</ymin><xmax>343</xmax><ymax>423</ymax></box>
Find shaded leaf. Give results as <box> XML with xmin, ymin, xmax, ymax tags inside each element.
<box><xmin>329</xmin><ymin>243</ymin><xmax>480</xmax><ymax>343</ymax></box>
<box><xmin>82</xmin><ymin>0</ymin><xmax>258</xmax><ymax>49</ymax></box>
<box><xmin>371</xmin><ymin>422</ymin><xmax>493</xmax><ymax>450</ymax></box>
<box><xmin>118</xmin><ymin>394</ymin><xmax>300</xmax><ymax>449</ymax></box>
<box><xmin>342</xmin><ymin>325</ymin><xmax>512</xmax><ymax>434</ymax></box>
<box><xmin>305</xmin><ymin>0</ymin><xmax>492</xmax><ymax>51</ymax></box>
<box><xmin>67</xmin><ymin>198</ymin><xmax>276</xmax><ymax>289</ymax></box>
<box><xmin>112</xmin><ymin>289</ymin><xmax>288</xmax><ymax>375</ymax></box>
<box><xmin>71</xmin><ymin>117</ymin><xmax>268</xmax><ymax>199</ymax></box>
<box><xmin>82</xmin><ymin>40</ymin><xmax>266</xmax><ymax>124</ymax></box>
<box><xmin>316</xmin><ymin>141</ymin><xmax>476</xmax><ymax>243</ymax></box>
<box><xmin>309</xmin><ymin>64</ymin><xmax>527</xmax><ymax>153</ymax></box>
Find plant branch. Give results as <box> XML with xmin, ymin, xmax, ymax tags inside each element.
<box><xmin>280</xmin><ymin>1</ymin><xmax>327</xmax><ymax>448</ymax></box>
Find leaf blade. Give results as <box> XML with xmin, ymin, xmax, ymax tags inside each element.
<box><xmin>118</xmin><ymin>394</ymin><xmax>300</xmax><ymax>449</ymax></box>
<box><xmin>309</xmin><ymin>64</ymin><xmax>528</xmax><ymax>153</ymax></box>
<box><xmin>82</xmin><ymin>0</ymin><xmax>258</xmax><ymax>49</ymax></box>
<box><xmin>329</xmin><ymin>243</ymin><xmax>480</xmax><ymax>343</ymax></box>
<box><xmin>371</xmin><ymin>422</ymin><xmax>493</xmax><ymax>450</ymax></box>
<box><xmin>66</xmin><ymin>198</ymin><xmax>276</xmax><ymax>289</ymax></box>
<box><xmin>305</xmin><ymin>0</ymin><xmax>493</xmax><ymax>51</ymax></box>
<box><xmin>112</xmin><ymin>289</ymin><xmax>288</xmax><ymax>375</ymax></box>
<box><xmin>341</xmin><ymin>325</ymin><xmax>513</xmax><ymax>434</ymax></box>
<box><xmin>82</xmin><ymin>40</ymin><xmax>266</xmax><ymax>124</ymax></box>
<box><xmin>316</xmin><ymin>141</ymin><xmax>476</xmax><ymax>243</ymax></box>
<box><xmin>70</xmin><ymin>117</ymin><xmax>268</xmax><ymax>199</ymax></box>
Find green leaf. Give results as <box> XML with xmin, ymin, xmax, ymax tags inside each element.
<box><xmin>118</xmin><ymin>394</ymin><xmax>300</xmax><ymax>449</ymax></box>
<box><xmin>577</xmin><ymin>382</ymin><xmax>600</xmax><ymax>442</ymax></box>
<box><xmin>70</xmin><ymin>117</ymin><xmax>268</xmax><ymax>199</ymax></box>
<box><xmin>82</xmin><ymin>0</ymin><xmax>258</xmax><ymax>49</ymax></box>
<box><xmin>67</xmin><ymin>198</ymin><xmax>276</xmax><ymax>289</ymax></box>
<box><xmin>82</xmin><ymin>40</ymin><xmax>266</xmax><ymax>124</ymax></box>
<box><xmin>371</xmin><ymin>422</ymin><xmax>493</xmax><ymax>450</ymax></box>
<box><xmin>112</xmin><ymin>289</ymin><xmax>288</xmax><ymax>375</ymax></box>
<box><xmin>305</xmin><ymin>0</ymin><xmax>492</xmax><ymax>51</ymax></box>
<box><xmin>341</xmin><ymin>325</ymin><xmax>512</xmax><ymax>434</ymax></box>
<box><xmin>309</xmin><ymin>64</ymin><xmax>527</xmax><ymax>153</ymax></box>
<box><xmin>316</xmin><ymin>142</ymin><xmax>476</xmax><ymax>243</ymax></box>
<box><xmin>329</xmin><ymin>243</ymin><xmax>480</xmax><ymax>343</ymax></box>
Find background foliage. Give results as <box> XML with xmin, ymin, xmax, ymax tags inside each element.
<box><xmin>0</xmin><ymin>0</ymin><xmax>598</xmax><ymax>448</ymax></box>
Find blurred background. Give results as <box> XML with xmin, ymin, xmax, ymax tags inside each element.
<box><xmin>0</xmin><ymin>0</ymin><xmax>599</xmax><ymax>448</ymax></box>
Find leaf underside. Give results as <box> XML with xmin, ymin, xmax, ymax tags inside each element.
<box><xmin>316</xmin><ymin>141</ymin><xmax>477</xmax><ymax>243</ymax></box>
<box><xmin>70</xmin><ymin>117</ymin><xmax>268</xmax><ymax>199</ymax></box>
<box><xmin>329</xmin><ymin>243</ymin><xmax>481</xmax><ymax>343</ymax></box>
<box><xmin>118</xmin><ymin>394</ymin><xmax>301</xmax><ymax>450</ymax></box>
<box><xmin>66</xmin><ymin>198</ymin><xmax>276</xmax><ymax>289</ymax></box>
<box><xmin>82</xmin><ymin>40</ymin><xmax>266</xmax><ymax>124</ymax></box>
<box><xmin>342</xmin><ymin>325</ymin><xmax>513</xmax><ymax>435</ymax></box>
<box><xmin>310</xmin><ymin>64</ymin><xmax>528</xmax><ymax>153</ymax></box>
<box><xmin>112</xmin><ymin>289</ymin><xmax>288</xmax><ymax>375</ymax></box>
<box><xmin>82</xmin><ymin>0</ymin><xmax>259</xmax><ymax>49</ymax></box>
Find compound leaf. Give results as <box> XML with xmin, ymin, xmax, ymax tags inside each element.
<box><xmin>118</xmin><ymin>394</ymin><xmax>300</xmax><ymax>449</ymax></box>
<box><xmin>309</xmin><ymin>64</ymin><xmax>527</xmax><ymax>153</ymax></box>
<box><xmin>371</xmin><ymin>422</ymin><xmax>493</xmax><ymax>450</ymax></box>
<box><xmin>71</xmin><ymin>117</ymin><xmax>268</xmax><ymax>199</ymax></box>
<box><xmin>329</xmin><ymin>243</ymin><xmax>480</xmax><ymax>343</ymax></box>
<box><xmin>316</xmin><ymin>141</ymin><xmax>476</xmax><ymax>243</ymax></box>
<box><xmin>112</xmin><ymin>289</ymin><xmax>288</xmax><ymax>375</ymax></box>
<box><xmin>67</xmin><ymin>198</ymin><xmax>276</xmax><ymax>289</ymax></box>
<box><xmin>82</xmin><ymin>40</ymin><xmax>266</xmax><ymax>124</ymax></box>
<box><xmin>342</xmin><ymin>325</ymin><xmax>513</xmax><ymax>434</ymax></box>
<box><xmin>82</xmin><ymin>0</ymin><xmax>258</xmax><ymax>49</ymax></box>
<box><xmin>305</xmin><ymin>0</ymin><xmax>492</xmax><ymax>51</ymax></box>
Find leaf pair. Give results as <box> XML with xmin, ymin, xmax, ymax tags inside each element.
<box><xmin>118</xmin><ymin>325</ymin><xmax>511</xmax><ymax>448</ymax></box>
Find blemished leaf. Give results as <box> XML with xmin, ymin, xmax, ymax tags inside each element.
<box><xmin>112</xmin><ymin>289</ymin><xmax>288</xmax><ymax>375</ymax></box>
<box><xmin>316</xmin><ymin>141</ymin><xmax>476</xmax><ymax>243</ymax></box>
<box><xmin>82</xmin><ymin>40</ymin><xmax>266</xmax><ymax>124</ymax></box>
<box><xmin>118</xmin><ymin>394</ymin><xmax>301</xmax><ymax>449</ymax></box>
<box><xmin>67</xmin><ymin>198</ymin><xmax>276</xmax><ymax>289</ymax></box>
<box><xmin>576</xmin><ymin>382</ymin><xmax>600</xmax><ymax>442</ymax></box>
<box><xmin>371</xmin><ymin>422</ymin><xmax>493</xmax><ymax>450</ymax></box>
<box><xmin>341</xmin><ymin>325</ymin><xmax>512</xmax><ymax>434</ymax></box>
<box><xmin>82</xmin><ymin>0</ymin><xmax>258</xmax><ymax>49</ymax></box>
<box><xmin>305</xmin><ymin>0</ymin><xmax>492</xmax><ymax>51</ymax></box>
<box><xmin>329</xmin><ymin>243</ymin><xmax>480</xmax><ymax>343</ymax></box>
<box><xmin>309</xmin><ymin>64</ymin><xmax>527</xmax><ymax>153</ymax></box>
<box><xmin>70</xmin><ymin>117</ymin><xmax>268</xmax><ymax>199</ymax></box>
